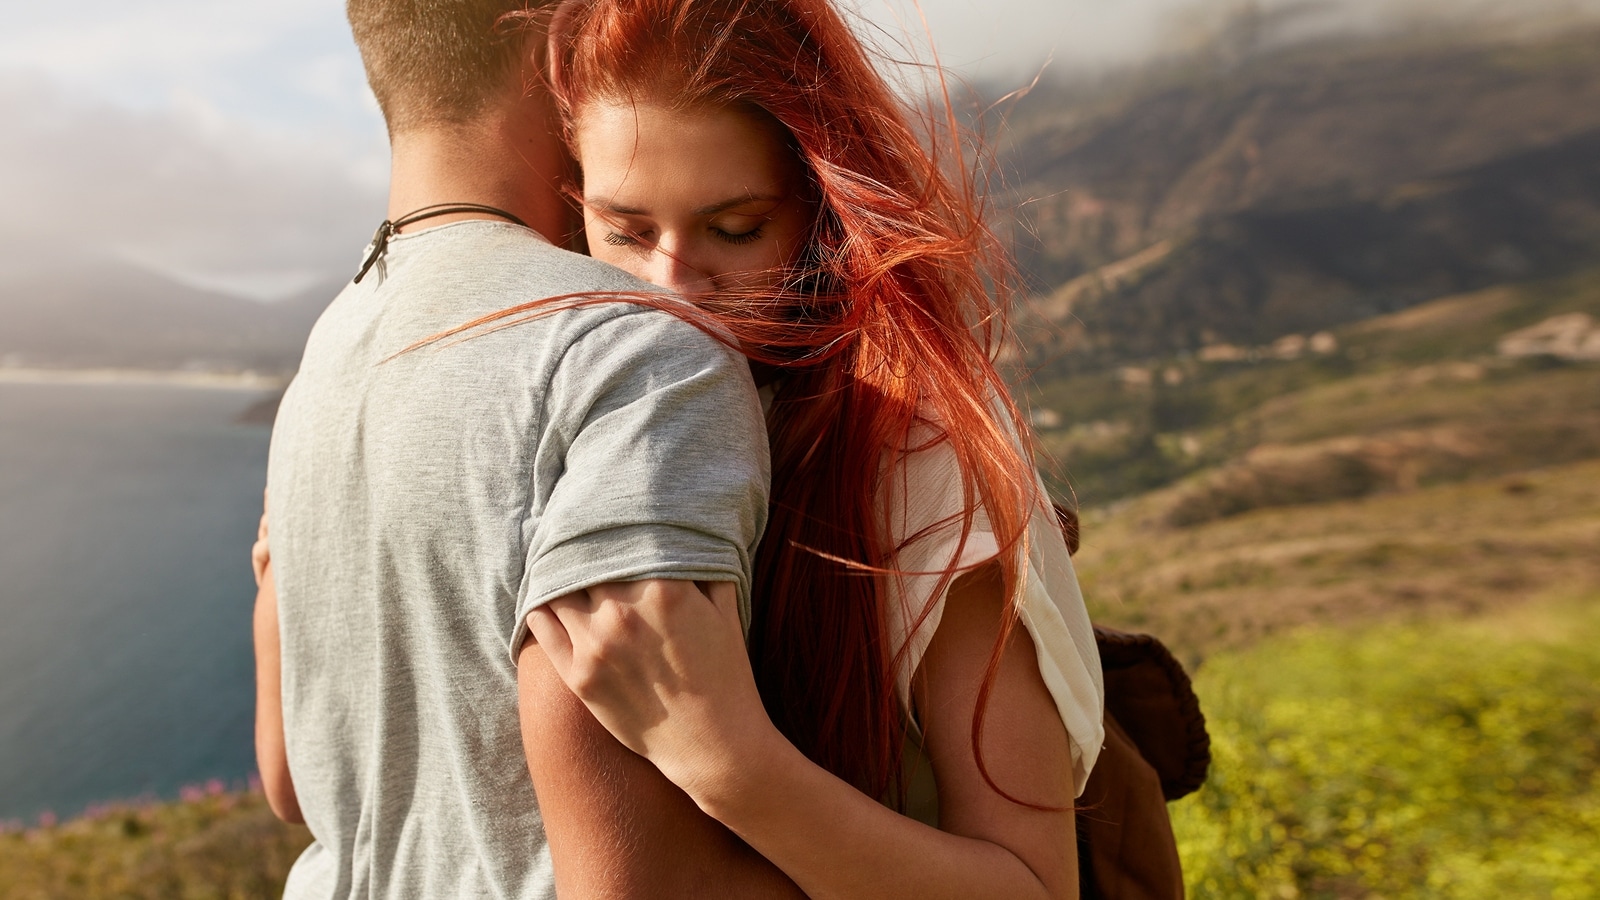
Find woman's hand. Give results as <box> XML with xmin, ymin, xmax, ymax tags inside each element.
<box><xmin>252</xmin><ymin>488</ymin><xmax>271</xmax><ymax>586</ymax></box>
<box><xmin>526</xmin><ymin>580</ymin><xmax>778</xmax><ymax>804</ymax></box>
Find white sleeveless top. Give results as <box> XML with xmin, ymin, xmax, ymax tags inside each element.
<box><xmin>762</xmin><ymin>387</ymin><xmax>1104</xmax><ymax>800</ymax></box>
<box><xmin>883</xmin><ymin>420</ymin><xmax>1104</xmax><ymax>799</ymax></box>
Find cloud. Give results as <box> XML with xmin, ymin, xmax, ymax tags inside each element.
<box><xmin>1152</xmin><ymin>0</ymin><xmax>1600</xmax><ymax>54</ymax></box>
<box><xmin>0</xmin><ymin>1</ymin><xmax>392</xmax><ymax>299</ymax></box>
<box><xmin>0</xmin><ymin>73</ymin><xmax>385</xmax><ymax>300</ymax></box>
<box><xmin>855</xmin><ymin>0</ymin><xmax>1600</xmax><ymax>82</ymax></box>
<box><xmin>1</xmin><ymin>0</ymin><xmax>340</xmax><ymax>90</ymax></box>
<box><xmin>0</xmin><ymin>0</ymin><xmax>383</xmax><ymax>147</ymax></box>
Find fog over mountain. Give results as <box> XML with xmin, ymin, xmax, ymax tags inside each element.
<box><xmin>2</xmin><ymin>0</ymin><xmax>1598</xmax><ymax>371</ymax></box>
<box><xmin>1148</xmin><ymin>0</ymin><xmax>1600</xmax><ymax>60</ymax></box>
<box><xmin>996</xmin><ymin>20</ymin><xmax>1600</xmax><ymax>370</ymax></box>
<box><xmin>0</xmin><ymin>73</ymin><xmax>377</xmax><ymax>372</ymax></box>
<box><xmin>0</xmin><ymin>74</ymin><xmax>383</xmax><ymax>300</ymax></box>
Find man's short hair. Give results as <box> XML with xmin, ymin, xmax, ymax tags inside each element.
<box><xmin>347</xmin><ymin>0</ymin><xmax>550</xmax><ymax>133</ymax></box>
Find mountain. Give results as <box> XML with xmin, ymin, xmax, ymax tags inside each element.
<box><xmin>1000</xmin><ymin>25</ymin><xmax>1600</xmax><ymax>371</ymax></box>
<box><xmin>8</xmin><ymin>25</ymin><xmax>1600</xmax><ymax>380</ymax></box>
<box><xmin>0</xmin><ymin>259</ymin><xmax>339</xmax><ymax>374</ymax></box>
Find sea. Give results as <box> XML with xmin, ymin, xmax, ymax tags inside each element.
<box><xmin>0</xmin><ymin>381</ymin><xmax>272</xmax><ymax>824</ymax></box>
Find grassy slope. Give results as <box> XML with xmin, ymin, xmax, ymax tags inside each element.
<box><xmin>1044</xmin><ymin>273</ymin><xmax>1600</xmax><ymax>656</ymax></box>
<box><xmin>1046</xmin><ymin>273</ymin><xmax>1600</xmax><ymax>896</ymax></box>
<box><xmin>1078</xmin><ymin>457</ymin><xmax>1600</xmax><ymax>662</ymax></box>
<box><xmin>1173</xmin><ymin>598</ymin><xmax>1600</xmax><ymax>899</ymax></box>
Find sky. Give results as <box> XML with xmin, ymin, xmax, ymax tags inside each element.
<box><xmin>2</xmin><ymin>0</ymin><xmax>1595</xmax><ymax>300</ymax></box>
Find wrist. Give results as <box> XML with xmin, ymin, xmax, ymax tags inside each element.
<box><xmin>679</xmin><ymin>717</ymin><xmax>797</xmax><ymax>825</ymax></box>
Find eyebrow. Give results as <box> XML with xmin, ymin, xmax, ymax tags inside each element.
<box><xmin>589</xmin><ymin>193</ymin><xmax>784</xmax><ymax>217</ymax></box>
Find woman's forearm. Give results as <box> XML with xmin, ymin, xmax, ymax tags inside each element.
<box><xmin>692</xmin><ymin>729</ymin><xmax>1063</xmax><ymax>900</ymax></box>
<box><xmin>531</xmin><ymin>568</ymin><xmax>1079</xmax><ymax>899</ymax></box>
<box><xmin>697</xmin><ymin>562</ymin><xmax>1078</xmax><ymax>900</ymax></box>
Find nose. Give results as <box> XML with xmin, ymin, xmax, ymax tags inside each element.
<box><xmin>645</xmin><ymin>241</ymin><xmax>714</xmax><ymax>299</ymax></box>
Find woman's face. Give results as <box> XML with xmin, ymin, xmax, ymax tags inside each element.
<box><xmin>573</xmin><ymin>98</ymin><xmax>814</xmax><ymax>298</ymax></box>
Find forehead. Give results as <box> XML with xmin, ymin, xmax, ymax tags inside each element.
<box><xmin>574</xmin><ymin>99</ymin><xmax>800</xmax><ymax>202</ymax></box>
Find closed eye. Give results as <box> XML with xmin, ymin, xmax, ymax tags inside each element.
<box><xmin>715</xmin><ymin>225</ymin><xmax>765</xmax><ymax>245</ymax></box>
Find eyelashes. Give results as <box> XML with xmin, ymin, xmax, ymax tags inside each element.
<box><xmin>600</xmin><ymin>225</ymin><xmax>766</xmax><ymax>248</ymax></box>
<box><xmin>716</xmin><ymin>225</ymin><xmax>765</xmax><ymax>245</ymax></box>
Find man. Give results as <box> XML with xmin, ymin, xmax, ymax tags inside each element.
<box><xmin>253</xmin><ymin>2</ymin><xmax>804</xmax><ymax>896</ymax></box>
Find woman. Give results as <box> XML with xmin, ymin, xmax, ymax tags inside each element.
<box><xmin>518</xmin><ymin>0</ymin><xmax>1106</xmax><ymax>896</ymax></box>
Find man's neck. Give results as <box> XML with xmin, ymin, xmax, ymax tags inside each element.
<box><xmin>386</xmin><ymin>104</ymin><xmax>571</xmax><ymax>245</ymax></box>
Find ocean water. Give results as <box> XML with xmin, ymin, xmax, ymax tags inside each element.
<box><xmin>0</xmin><ymin>383</ymin><xmax>271</xmax><ymax>823</ymax></box>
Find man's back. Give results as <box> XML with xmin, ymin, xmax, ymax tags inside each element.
<box><xmin>266</xmin><ymin>221</ymin><xmax>768</xmax><ymax>899</ymax></box>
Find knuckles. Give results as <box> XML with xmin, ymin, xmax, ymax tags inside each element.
<box><xmin>566</xmin><ymin>606</ymin><xmax>646</xmax><ymax>698</ymax></box>
<box><xmin>561</xmin><ymin>580</ymin><xmax>708</xmax><ymax>702</ymax></box>
<box><xmin>565</xmin><ymin>655</ymin><xmax>606</xmax><ymax>699</ymax></box>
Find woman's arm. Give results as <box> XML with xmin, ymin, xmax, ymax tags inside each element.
<box><xmin>531</xmin><ymin>563</ymin><xmax>1079</xmax><ymax>900</ymax></box>
<box><xmin>914</xmin><ymin>562</ymin><xmax>1079</xmax><ymax>894</ymax></box>
<box><xmin>251</xmin><ymin>492</ymin><xmax>303</xmax><ymax>824</ymax></box>
<box><xmin>519</xmin><ymin>585</ymin><xmax>805</xmax><ymax>899</ymax></box>
<box><xmin>253</xmin><ymin>559</ymin><xmax>304</xmax><ymax>824</ymax></box>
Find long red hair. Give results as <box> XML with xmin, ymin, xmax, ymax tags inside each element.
<box><xmin>520</xmin><ymin>0</ymin><xmax>1041</xmax><ymax>803</ymax></box>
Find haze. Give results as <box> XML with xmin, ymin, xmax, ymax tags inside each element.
<box><xmin>2</xmin><ymin>0</ymin><xmax>1596</xmax><ymax>299</ymax></box>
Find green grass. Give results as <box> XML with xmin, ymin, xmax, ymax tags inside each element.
<box><xmin>1173</xmin><ymin>598</ymin><xmax>1600</xmax><ymax>899</ymax></box>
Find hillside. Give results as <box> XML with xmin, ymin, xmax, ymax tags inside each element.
<box><xmin>1024</xmin><ymin>267</ymin><xmax>1600</xmax><ymax>507</ymax></box>
<box><xmin>1001</xmin><ymin>26</ymin><xmax>1600</xmax><ymax>370</ymax></box>
<box><xmin>0</xmin><ymin>258</ymin><xmax>336</xmax><ymax>375</ymax></box>
<box><xmin>1172</xmin><ymin>595</ymin><xmax>1600</xmax><ymax>898</ymax></box>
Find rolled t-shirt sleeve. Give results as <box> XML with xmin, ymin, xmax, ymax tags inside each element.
<box><xmin>511</xmin><ymin>310</ymin><xmax>770</xmax><ymax>657</ymax></box>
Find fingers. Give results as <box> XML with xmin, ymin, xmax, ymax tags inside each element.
<box><xmin>704</xmin><ymin>580</ymin><xmax>737</xmax><ymax>607</ymax></box>
<box><xmin>704</xmin><ymin>581</ymin><xmax>742</xmax><ymax>627</ymax></box>
<box><xmin>253</xmin><ymin>488</ymin><xmax>271</xmax><ymax>587</ymax></box>
<box><xmin>527</xmin><ymin>605</ymin><xmax>577</xmax><ymax>673</ymax></box>
<box><xmin>252</xmin><ymin>540</ymin><xmax>270</xmax><ymax>587</ymax></box>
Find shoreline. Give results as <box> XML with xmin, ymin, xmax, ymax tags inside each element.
<box><xmin>0</xmin><ymin>367</ymin><xmax>287</xmax><ymax>392</ymax></box>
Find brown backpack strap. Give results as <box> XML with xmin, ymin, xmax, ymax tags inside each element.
<box><xmin>1052</xmin><ymin>502</ymin><xmax>1081</xmax><ymax>556</ymax></box>
<box><xmin>1051</xmin><ymin>497</ymin><xmax>1209</xmax><ymax>898</ymax></box>
<box><xmin>1078</xmin><ymin>711</ymin><xmax>1186</xmax><ymax>899</ymax></box>
<box><xmin>1052</xmin><ymin>500</ymin><xmax>1209</xmax><ymax>798</ymax></box>
<box><xmin>1092</xmin><ymin>626</ymin><xmax>1212</xmax><ymax>801</ymax></box>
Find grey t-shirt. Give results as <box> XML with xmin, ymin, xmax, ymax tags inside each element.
<box><xmin>266</xmin><ymin>221</ymin><xmax>769</xmax><ymax>900</ymax></box>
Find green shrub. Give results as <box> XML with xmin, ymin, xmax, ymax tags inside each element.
<box><xmin>0</xmin><ymin>787</ymin><xmax>311</xmax><ymax>900</ymax></box>
<box><xmin>1172</xmin><ymin>600</ymin><xmax>1600</xmax><ymax>899</ymax></box>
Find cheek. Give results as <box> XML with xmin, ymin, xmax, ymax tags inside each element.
<box><xmin>717</xmin><ymin>247</ymin><xmax>793</xmax><ymax>292</ymax></box>
<box><xmin>768</xmin><ymin>213</ymin><xmax>813</xmax><ymax>270</ymax></box>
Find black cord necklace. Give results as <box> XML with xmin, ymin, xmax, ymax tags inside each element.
<box><xmin>353</xmin><ymin>202</ymin><xmax>530</xmax><ymax>283</ymax></box>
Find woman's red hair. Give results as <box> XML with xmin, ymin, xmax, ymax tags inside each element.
<box><xmin>511</xmin><ymin>0</ymin><xmax>1043</xmax><ymax>804</ymax></box>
